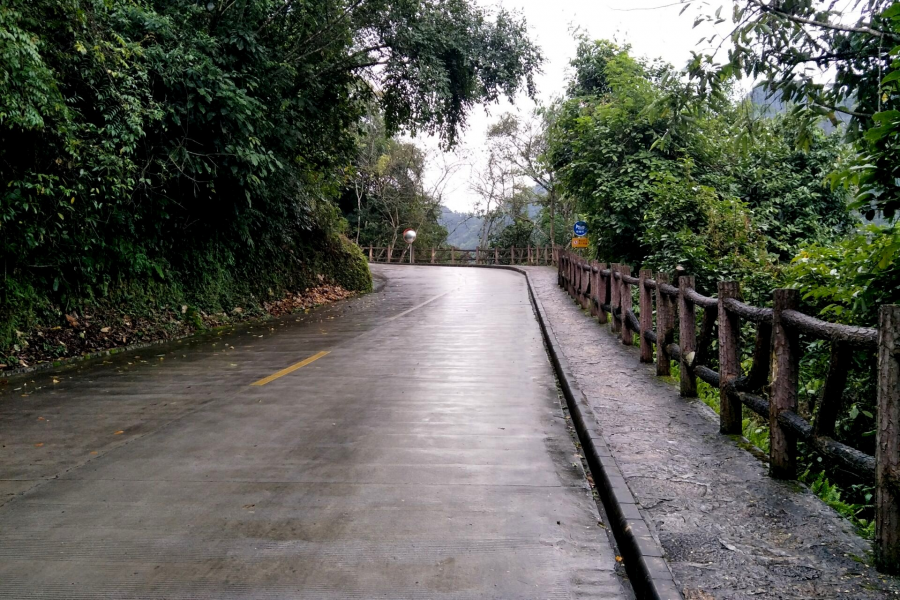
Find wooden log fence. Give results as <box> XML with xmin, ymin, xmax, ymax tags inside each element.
<box><xmin>365</xmin><ymin>246</ymin><xmax>558</xmax><ymax>266</ymax></box>
<box><xmin>556</xmin><ymin>249</ymin><xmax>900</xmax><ymax>574</ymax></box>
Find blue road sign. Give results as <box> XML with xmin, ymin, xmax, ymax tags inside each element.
<box><xmin>573</xmin><ymin>221</ymin><xmax>588</xmax><ymax>237</ymax></box>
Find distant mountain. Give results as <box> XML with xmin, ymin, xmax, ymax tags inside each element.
<box><xmin>440</xmin><ymin>203</ymin><xmax>545</xmax><ymax>248</ymax></box>
<box><xmin>440</xmin><ymin>207</ymin><xmax>483</xmax><ymax>248</ymax></box>
<box><xmin>748</xmin><ymin>86</ymin><xmax>851</xmax><ymax>133</ymax></box>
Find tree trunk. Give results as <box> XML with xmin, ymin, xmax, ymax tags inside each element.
<box><xmin>549</xmin><ymin>191</ymin><xmax>555</xmax><ymax>249</ymax></box>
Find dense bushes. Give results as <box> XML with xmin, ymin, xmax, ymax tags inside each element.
<box><xmin>545</xmin><ymin>38</ymin><xmax>894</xmax><ymax>534</ymax></box>
<box><xmin>546</xmin><ymin>40</ymin><xmax>853</xmax><ymax>303</ymax></box>
<box><xmin>0</xmin><ymin>0</ymin><xmax>539</xmax><ymax>357</ymax></box>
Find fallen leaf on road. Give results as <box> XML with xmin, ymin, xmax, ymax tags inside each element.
<box><xmin>101</xmin><ymin>327</ymin><xmax>111</xmax><ymax>333</ymax></box>
<box><xmin>90</xmin><ymin>451</ymin><xmax>98</xmax><ymax>455</ymax></box>
<box><xmin>34</xmin><ymin>443</ymin><xmax>44</xmax><ymax>448</ymax></box>
<box><xmin>114</xmin><ymin>430</ymin><xmax>124</xmax><ymax>435</ymax></box>
<box><xmin>615</xmin><ymin>556</ymin><xmax>623</xmax><ymax>563</ymax></box>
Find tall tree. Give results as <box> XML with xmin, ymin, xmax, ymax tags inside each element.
<box><xmin>485</xmin><ymin>111</ymin><xmax>562</xmax><ymax>246</ymax></box>
<box><xmin>685</xmin><ymin>0</ymin><xmax>900</xmax><ymax>218</ymax></box>
<box><xmin>0</xmin><ymin>0</ymin><xmax>541</xmax><ymax>346</ymax></box>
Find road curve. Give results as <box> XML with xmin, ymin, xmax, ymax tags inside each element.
<box><xmin>0</xmin><ymin>265</ymin><xmax>628</xmax><ymax>599</ymax></box>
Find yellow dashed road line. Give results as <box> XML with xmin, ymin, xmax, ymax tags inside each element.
<box><xmin>251</xmin><ymin>351</ymin><xmax>330</xmax><ymax>386</ymax></box>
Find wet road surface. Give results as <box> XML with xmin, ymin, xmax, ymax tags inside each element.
<box><xmin>0</xmin><ymin>265</ymin><xmax>628</xmax><ymax>599</ymax></box>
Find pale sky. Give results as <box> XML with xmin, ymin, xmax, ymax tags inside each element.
<box><xmin>419</xmin><ymin>0</ymin><xmax>738</xmax><ymax>212</ymax></box>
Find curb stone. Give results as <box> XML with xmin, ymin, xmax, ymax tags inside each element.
<box><xmin>371</xmin><ymin>262</ymin><xmax>683</xmax><ymax>600</ymax></box>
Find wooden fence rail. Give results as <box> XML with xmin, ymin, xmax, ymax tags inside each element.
<box><xmin>365</xmin><ymin>245</ymin><xmax>560</xmax><ymax>266</ymax></box>
<box><xmin>557</xmin><ymin>250</ymin><xmax>900</xmax><ymax>574</ymax></box>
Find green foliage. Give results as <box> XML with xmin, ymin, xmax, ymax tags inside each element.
<box><xmin>546</xmin><ymin>39</ymin><xmax>851</xmax><ymax>296</ymax></box>
<box><xmin>343</xmin><ymin>112</ymin><xmax>448</xmax><ymax>250</ymax></box>
<box><xmin>687</xmin><ymin>0</ymin><xmax>900</xmax><ymax>220</ymax></box>
<box><xmin>679</xmin><ymin>0</ymin><xmax>899</xmax><ymax>539</ymax></box>
<box><xmin>490</xmin><ymin>215</ymin><xmax>536</xmax><ymax>248</ymax></box>
<box><xmin>0</xmin><ymin>0</ymin><xmax>539</xmax><ymax>353</ymax></box>
<box><xmin>800</xmin><ymin>468</ymin><xmax>875</xmax><ymax>539</ymax></box>
<box><xmin>642</xmin><ymin>171</ymin><xmax>774</xmax><ymax>300</ymax></box>
<box><xmin>785</xmin><ymin>221</ymin><xmax>900</xmax><ymax>325</ymax></box>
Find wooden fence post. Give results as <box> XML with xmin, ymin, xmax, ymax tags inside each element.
<box><xmin>876</xmin><ymin>305</ymin><xmax>900</xmax><ymax>573</ymax></box>
<box><xmin>528</xmin><ymin>245</ymin><xmax>532</xmax><ymax>264</ymax></box>
<box><xmin>610</xmin><ymin>265</ymin><xmax>621</xmax><ymax>334</ymax></box>
<box><xmin>813</xmin><ymin>343</ymin><xmax>850</xmax><ymax>437</ymax></box>
<box><xmin>678</xmin><ymin>275</ymin><xmax>697</xmax><ymax>397</ymax></box>
<box><xmin>571</xmin><ymin>258</ymin><xmax>579</xmax><ymax>299</ymax></box>
<box><xmin>386</xmin><ymin>245</ymin><xmax>392</xmax><ymax>263</ymax></box>
<box><xmin>576</xmin><ymin>259</ymin><xmax>584</xmax><ymax>306</ymax></box>
<box><xmin>368</xmin><ymin>246</ymin><xmax>373</xmax><ymax>262</ymax></box>
<box><xmin>582</xmin><ymin>261</ymin><xmax>592</xmax><ymax>311</ymax></box>
<box><xmin>597</xmin><ymin>263</ymin><xmax>609</xmax><ymax>325</ymax></box>
<box><xmin>590</xmin><ymin>261</ymin><xmax>600</xmax><ymax>318</ymax></box>
<box><xmin>639</xmin><ymin>269</ymin><xmax>653</xmax><ymax>363</ymax></box>
<box><xmin>718</xmin><ymin>281</ymin><xmax>742</xmax><ymax>435</ymax></box>
<box><xmin>510</xmin><ymin>246</ymin><xmax>515</xmax><ymax>265</ymax></box>
<box><xmin>620</xmin><ymin>265</ymin><xmax>633</xmax><ymax>346</ymax></box>
<box><xmin>557</xmin><ymin>252</ymin><xmax>563</xmax><ymax>286</ymax></box>
<box><xmin>771</xmin><ymin>288</ymin><xmax>799</xmax><ymax>479</ymax></box>
<box><xmin>569</xmin><ymin>255</ymin><xmax>576</xmax><ymax>297</ymax></box>
<box><xmin>450</xmin><ymin>248</ymin><xmax>455</xmax><ymax>264</ymax></box>
<box><xmin>655</xmin><ymin>273</ymin><xmax>671</xmax><ymax>377</ymax></box>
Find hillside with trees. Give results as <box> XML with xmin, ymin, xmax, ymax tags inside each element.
<box><xmin>537</xmin><ymin>0</ymin><xmax>900</xmax><ymax>540</ymax></box>
<box><xmin>0</xmin><ymin>0</ymin><xmax>540</xmax><ymax>364</ymax></box>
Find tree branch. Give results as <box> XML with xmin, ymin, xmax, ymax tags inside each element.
<box><xmin>747</xmin><ymin>0</ymin><xmax>900</xmax><ymax>41</ymax></box>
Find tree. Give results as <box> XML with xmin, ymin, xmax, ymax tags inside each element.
<box><xmin>685</xmin><ymin>0</ymin><xmax>900</xmax><ymax>219</ymax></box>
<box><xmin>485</xmin><ymin>111</ymin><xmax>563</xmax><ymax>246</ymax></box>
<box><xmin>545</xmin><ymin>38</ymin><xmax>852</xmax><ymax>295</ymax></box>
<box><xmin>344</xmin><ymin>112</ymin><xmax>450</xmax><ymax>252</ymax></box>
<box><xmin>0</xmin><ymin>0</ymin><xmax>541</xmax><ymax>348</ymax></box>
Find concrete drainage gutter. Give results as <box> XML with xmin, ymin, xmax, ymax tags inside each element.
<box><xmin>374</xmin><ymin>262</ymin><xmax>683</xmax><ymax>600</ymax></box>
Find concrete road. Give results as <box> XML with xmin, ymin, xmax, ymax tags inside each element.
<box><xmin>0</xmin><ymin>265</ymin><xmax>628</xmax><ymax>599</ymax></box>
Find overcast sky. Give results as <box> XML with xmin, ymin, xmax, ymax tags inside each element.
<box><xmin>420</xmin><ymin>0</ymin><xmax>738</xmax><ymax>212</ymax></box>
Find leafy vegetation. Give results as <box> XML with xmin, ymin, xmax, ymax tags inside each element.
<box><xmin>545</xmin><ymin>18</ymin><xmax>900</xmax><ymax>538</ymax></box>
<box><xmin>0</xmin><ymin>0</ymin><xmax>540</xmax><ymax>362</ymax></box>
<box><xmin>341</xmin><ymin>111</ymin><xmax>449</xmax><ymax>252</ymax></box>
<box><xmin>546</xmin><ymin>39</ymin><xmax>852</xmax><ymax>301</ymax></box>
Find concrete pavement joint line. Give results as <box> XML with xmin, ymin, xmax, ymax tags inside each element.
<box><xmin>250</xmin><ymin>350</ymin><xmax>330</xmax><ymax>386</ymax></box>
<box><xmin>376</xmin><ymin>262</ymin><xmax>682</xmax><ymax>600</ymax></box>
<box><xmin>383</xmin><ymin>290</ymin><xmax>452</xmax><ymax>323</ymax></box>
